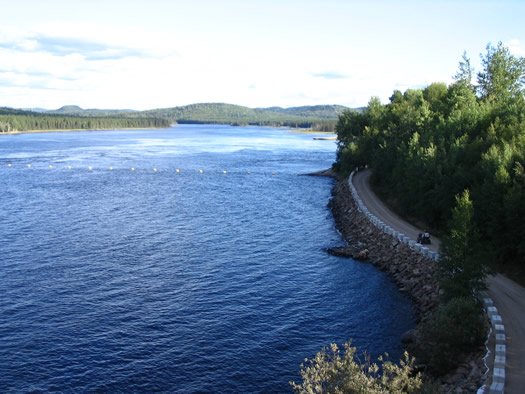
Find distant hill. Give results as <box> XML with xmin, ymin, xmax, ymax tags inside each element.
<box><xmin>7</xmin><ymin>102</ymin><xmax>359</xmax><ymax>131</ymax></box>
<box><xmin>261</xmin><ymin>104</ymin><xmax>355</xmax><ymax>119</ymax></box>
<box><xmin>55</xmin><ymin>105</ymin><xmax>84</xmax><ymax>113</ymax></box>
<box><xmin>53</xmin><ymin>106</ymin><xmax>137</xmax><ymax>116</ymax></box>
<box><xmin>138</xmin><ymin>103</ymin><xmax>355</xmax><ymax>129</ymax></box>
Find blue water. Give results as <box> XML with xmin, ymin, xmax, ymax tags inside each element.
<box><xmin>0</xmin><ymin>125</ymin><xmax>414</xmax><ymax>393</ymax></box>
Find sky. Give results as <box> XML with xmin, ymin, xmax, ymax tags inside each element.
<box><xmin>0</xmin><ymin>0</ymin><xmax>524</xmax><ymax>110</ymax></box>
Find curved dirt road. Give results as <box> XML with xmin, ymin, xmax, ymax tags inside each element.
<box><xmin>352</xmin><ymin>170</ymin><xmax>440</xmax><ymax>252</ymax></box>
<box><xmin>352</xmin><ymin>169</ymin><xmax>525</xmax><ymax>393</ymax></box>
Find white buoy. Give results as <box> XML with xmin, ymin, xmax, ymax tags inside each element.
<box><xmin>131</xmin><ymin>168</ymin><xmax>135</xmax><ymax>171</ymax></box>
<box><xmin>88</xmin><ymin>166</ymin><xmax>92</xmax><ymax>170</ymax></box>
<box><xmin>176</xmin><ymin>169</ymin><xmax>180</xmax><ymax>173</ymax></box>
<box><xmin>8</xmin><ymin>163</ymin><xmax>12</xmax><ymax>167</ymax></box>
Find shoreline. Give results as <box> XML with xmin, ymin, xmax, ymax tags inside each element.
<box><xmin>326</xmin><ymin>174</ymin><xmax>488</xmax><ymax>392</ymax></box>
<box><xmin>0</xmin><ymin>127</ymin><xmax>166</xmax><ymax>135</ymax></box>
<box><xmin>1</xmin><ymin>124</ymin><xmax>333</xmax><ymax>136</ymax></box>
<box><xmin>327</xmin><ymin>175</ymin><xmax>440</xmax><ymax>321</ymax></box>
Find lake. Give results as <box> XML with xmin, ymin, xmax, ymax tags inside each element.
<box><xmin>0</xmin><ymin>125</ymin><xmax>414</xmax><ymax>392</ymax></box>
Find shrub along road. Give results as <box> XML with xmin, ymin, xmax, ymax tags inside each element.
<box><xmin>352</xmin><ymin>169</ymin><xmax>525</xmax><ymax>394</ymax></box>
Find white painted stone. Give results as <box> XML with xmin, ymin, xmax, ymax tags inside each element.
<box><xmin>489</xmin><ymin>381</ymin><xmax>504</xmax><ymax>394</ymax></box>
<box><xmin>483</xmin><ymin>297</ymin><xmax>494</xmax><ymax>306</ymax></box>
<box><xmin>493</xmin><ymin>367</ymin><xmax>505</xmax><ymax>380</ymax></box>
<box><xmin>495</xmin><ymin>333</ymin><xmax>506</xmax><ymax>344</ymax></box>
<box><xmin>494</xmin><ymin>354</ymin><xmax>506</xmax><ymax>366</ymax></box>
<box><xmin>487</xmin><ymin>306</ymin><xmax>498</xmax><ymax>317</ymax></box>
<box><xmin>495</xmin><ymin>344</ymin><xmax>506</xmax><ymax>355</ymax></box>
<box><xmin>495</xmin><ymin>324</ymin><xmax>505</xmax><ymax>334</ymax></box>
<box><xmin>491</xmin><ymin>315</ymin><xmax>503</xmax><ymax>325</ymax></box>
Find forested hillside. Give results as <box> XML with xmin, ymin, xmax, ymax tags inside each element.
<box><xmin>139</xmin><ymin>103</ymin><xmax>343</xmax><ymax>130</ymax></box>
<box><xmin>0</xmin><ymin>108</ymin><xmax>169</xmax><ymax>132</ymax></box>
<box><xmin>9</xmin><ymin>103</ymin><xmax>351</xmax><ymax>132</ymax></box>
<box><xmin>260</xmin><ymin>104</ymin><xmax>354</xmax><ymax>118</ymax></box>
<box><xmin>51</xmin><ymin>105</ymin><xmax>136</xmax><ymax>116</ymax></box>
<box><xmin>334</xmin><ymin>42</ymin><xmax>525</xmax><ymax>278</ymax></box>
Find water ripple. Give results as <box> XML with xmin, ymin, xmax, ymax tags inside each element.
<box><xmin>0</xmin><ymin>126</ymin><xmax>414</xmax><ymax>392</ymax></box>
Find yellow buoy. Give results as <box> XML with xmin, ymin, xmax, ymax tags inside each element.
<box><xmin>131</xmin><ymin>167</ymin><xmax>135</xmax><ymax>171</ymax></box>
<box><xmin>109</xmin><ymin>167</ymin><xmax>113</xmax><ymax>170</ymax></box>
<box><xmin>8</xmin><ymin>163</ymin><xmax>12</xmax><ymax>167</ymax></box>
<box><xmin>199</xmin><ymin>169</ymin><xmax>203</xmax><ymax>173</ymax></box>
<box><xmin>27</xmin><ymin>164</ymin><xmax>31</xmax><ymax>168</ymax></box>
<box><xmin>247</xmin><ymin>171</ymin><xmax>251</xmax><ymax>174</ymax></box>
<box><xmin>49</xmin><ymin>165</ymin><xmax>53</xmax><ymax>168</ymax></box>
<box><xmin>223</xmin><ymin>170</ymin><xmax>227</xmax><ymax>174</ymax></box>
<box><xmin>153</xmin><ymin>168</ymin><xmax>157</xmax><ymax>172</ymax></box>
<box><xmin>67</xmin><ymin>165</ymin><xmax>72</xmax><ymax>169</ymax></box>
<box><xmin>176</xmin><ymin>169</ymin><xmax>180</xmax><ymax>173</ymax></box>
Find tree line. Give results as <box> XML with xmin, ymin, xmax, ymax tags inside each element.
<box><xmin>0</xmin><ymin>104</ymin><xmax>342</xmax><ymax>132</ymax></box>
<box><xmin>139</xmin><ymin>103</ymin><xmax>340</xmax><ymax>130</ymax></box>
<box><xmin>335</xmin><ymin>42</ymin><xmax>525</xmax><ymax>279</ymax></box>
<box><xmin>0</xmin><ymin>108</ymin><xmax>170</xmax><ymax>132</ymax></box>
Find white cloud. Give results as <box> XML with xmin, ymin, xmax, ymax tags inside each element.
<box><xmin>506</xmin><ymin>39</ymin><xmax>525</xmax><ymax>57</ymax></box>
<box><xmin>0</xmin><ymin>3</ymin><xmax>505</xmax><ymax>111</ymax></box>
<box><xmin>0</xmin><ymin>23</ymin><xmax>186</xmax><ymax>109</ymax></box>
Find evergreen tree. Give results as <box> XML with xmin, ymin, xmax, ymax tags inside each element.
<box><xmin>438</xmin><ymin>190</ymin><xmax>488</xmax><ymax>301</ymax></box>
<box><xmin>477</xmin><ymin>42</ymin><xmax>525</xmax><ymax>104</ymax></box>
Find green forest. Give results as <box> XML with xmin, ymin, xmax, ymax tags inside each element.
<box><xmin>0</xmin><ymin>108</ymin><xmax>169</xmax><ymax>132</ymax></box>
<box><xmin>139</xmin><ymin>103</ymin><xmax>344</xmax><ymax>130</ymax></box>
<box><xmin>1</xmin><ymin>103</ymin><xmax>349</xmax><ymax>132</ymax></box>
<box><xmin>334</xmin><ymin>42</ymin><xmax>525</xmax><ymax>279</ymax></box>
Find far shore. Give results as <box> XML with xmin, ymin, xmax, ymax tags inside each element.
<box><xmin>2</xmin><ymin>125</ymin><xmax>338</xmax><ymax>136</ymax></box>
<box><xmin>285</xmin><ymin>129</ymin><xmax>336</xmax><ymax>135</ymax></box>
<box><xmin>0</xmin><ymin>127</ymin><xmax>166</xmax><ymax>135</ymax></box>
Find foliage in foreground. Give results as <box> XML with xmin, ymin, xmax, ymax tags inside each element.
<box><xmin>417</xmin><ymin>297</ymin><xmax>487</xmax><ymax>376</ymax></box>
<box><xmin>290</xmin><ymin>341</ymin><xmax>422</xmax><ymax>393</ymax></box>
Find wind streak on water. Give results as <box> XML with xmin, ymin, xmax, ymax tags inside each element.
<box><xmin>0</xmin><ymin>125</ymin><xmax>414</xmax><ymax>392</ymax></box>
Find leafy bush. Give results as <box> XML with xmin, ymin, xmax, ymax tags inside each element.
<box><xmin>290</xmin><ymin>341</ymin><xmax>422</xmax><ymax>393</ymax></box>
<box><xmin>417</xmin><ymin>297</ymin><xmax>487</xmax><ymax>376</ymax></box>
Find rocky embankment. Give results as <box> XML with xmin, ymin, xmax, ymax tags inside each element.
<box><xmin>327</xmin><ymin>176</ymin><xmax>489</xmax><ymax>393</ymax></box>
<box><xmin>328</xmin><ymin>178</ymin><xmax>440</xmax><ymax>322</ymax></box>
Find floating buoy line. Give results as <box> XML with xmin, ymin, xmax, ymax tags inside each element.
<box><xmin>4</xmin><ymin>163</ymin><xmax>305</xmax><ymax>176</ymax></box>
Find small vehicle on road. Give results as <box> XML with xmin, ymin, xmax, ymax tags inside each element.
<box><xmin>417</xmin><ymin>232</ymin><xmax>431</xmax><ymax>245</ymax></box>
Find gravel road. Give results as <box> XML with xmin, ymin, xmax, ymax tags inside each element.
<box><xmin>352</xmin><ymin>169</ymin><xmax>525</xmax><ymax>393</ymax></box>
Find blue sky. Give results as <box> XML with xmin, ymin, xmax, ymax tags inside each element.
<box><xmin>0</xmin><ymin>0</ymin><xmax>523</xmax><ymax>110</ymax></box>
